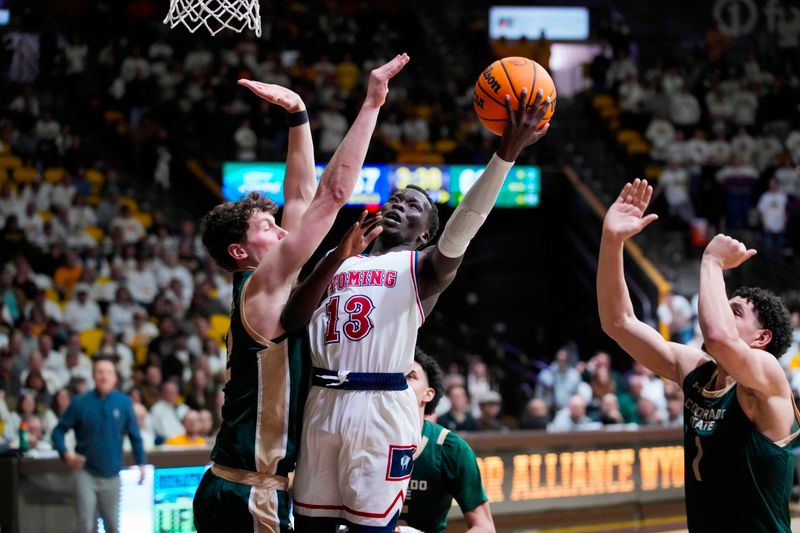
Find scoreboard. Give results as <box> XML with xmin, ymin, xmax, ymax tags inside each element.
<box><xmin>222</xmin><ymin>162</ymin><xmax>541</xmax><ymax>208</ymax></box>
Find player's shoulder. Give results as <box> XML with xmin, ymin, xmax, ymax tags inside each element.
<box><xmin>427</xmin><ymin>421</ymin><xmax>473</xmax><ymax>455</ymax></box>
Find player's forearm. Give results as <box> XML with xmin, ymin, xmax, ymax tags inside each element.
<box><xmin>283</xmin><ymin>122</ymin><xmax>316</xmax><ymax>206</ymax></box>
<box><xmin>597</xmin><ymin>233</ymin><xmax>637</xmax><ymax>334</ymax></box>
<box><xmin>316</xmin><ymin>104</ymin><xmax>381</xmax><ymax>207</ymax></box>
<box><xmin>698</xmin><ymin>256</ymin><xmax>738</xmax><ymax>345</ymax></box>
<box><xmin>437</xmin><ymin>154</ymin><xmax>513</xmax><ymax>258</ymax></box>
<box><xmin>281</xmin><ymin>253</ymin><xmax>345</xmax><ymax>332</ymax></box>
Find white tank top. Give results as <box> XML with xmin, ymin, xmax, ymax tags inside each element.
<box><xmin>308</xmin><ymin>250</ymin><xmax>425</xmax><ymax>374</ymax></box>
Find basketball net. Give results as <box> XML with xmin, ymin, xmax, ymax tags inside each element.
<box><xmin>164</xmin><ymin>0</ymin><xmax>261</xmax><ymax>37</ymax></box>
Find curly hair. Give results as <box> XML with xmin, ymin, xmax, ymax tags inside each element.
<box><xmin>200</xmin><ymin>192</ymin><xmax>278</xmax><ymax>272</ymax></box>
<box><xmin>405</xmin><ymin>185</ymin><xmax>440</xmax><ymax>245</ymax></box>
<box><xmin>414</xmin><ymin>347</ymin><xmax>445</xmax><ymax>415</ymax></box>
<box><xmin>733</xmin><ymin>287</ymin><xmax>793</xmax><ymax>358</ymax></box>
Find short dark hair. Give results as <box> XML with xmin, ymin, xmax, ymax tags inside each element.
<box><xmin>405</xmin><ymin>185</ymin><xmax>440</xmax><ymax>244</ymax></box>
<box><xmin>733</xmin><ymin>287</ymin><xmax>792</xmax><ymax>358</ymax></box>
<box><xmin>414</xmin><ymin>347</ymin><xmax>444</xmax><ymax>416</ymax></box>
<box><xmin>92</xmin><ymin>355</ymin><xmax>118</xmax><ymax>367</ymax></box>
<box><xmin>200</xmin><ymin>192</ymin><xmax>278</xmax><ymax>271</ymax></box>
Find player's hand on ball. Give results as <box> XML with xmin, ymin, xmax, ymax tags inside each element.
<box><xmin>364</xmin><ymin>53</ymin><xmax>410</xmax><ymax>108</ymax></box>
<box><xmin>237</xmin><ymin>80</ymin><xmax>305</xmax><ymax>112</ymax></box>
<box><xmin>497</xmin><ymin>87</ymin><xmax>551</xmax><ymax>161</ymax></box>
<box><xmin>603</xmin><ymin>179</ymin><xmax>659</xmax><ymax>241</ymax></box>
<box><xmin>334</xmin><ymin>210</ymin><xmax>383</xmax><ymax>260</ymax></box>
<box><xmin>703</xmin><ymin>234</ymin><xmax>757</xmax><ymax>270</ymax></box>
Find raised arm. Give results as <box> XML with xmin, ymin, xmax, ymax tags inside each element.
<box><xmin>252</xmin><ymin>54</ymin><xmax>409</xmax><ymax>291</ymax></box>
<box><xmin>698</xmin><ymin>235</ymin><xmax>787</xmax><ymax>394</ymax></box>
<box><xmin>417</xmin><ymin>88</ymin><xmax>551</xmax><ymax>314</ymax></box>
<box><xmin>597</xmin><ymin>179</ymin><xmax>706</xmax><ymax>383</ymax></box>
<box><xmin>237</xmin><ymin>81</ymin><xmax>316</xmax><ymax>235</ymax></box>
<box><xmin>281</xmin><ymin>210</ymin><xmax>382</xmax><ymax>332</ymax></box>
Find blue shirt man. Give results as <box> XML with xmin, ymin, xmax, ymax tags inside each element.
<box><xmin>52</xmin><ymin>357</ymin><xmax>146</xmax><ymax>533</ymax></box>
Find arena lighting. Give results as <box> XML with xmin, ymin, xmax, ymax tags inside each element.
<box><xmin>222</xmin><ymin>162</ymin><xmax>541</xmax><ymax>208</ymax></box>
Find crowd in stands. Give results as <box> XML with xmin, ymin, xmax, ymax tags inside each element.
<box><xmin>2</xmin><ymin>2</ymin><xmax>800</xmax><ymax>461</ymax></box>
<box><xmin>589</xmin><ymin>12</ymin><xmax>800</xmax><ymax>274</ymax></box>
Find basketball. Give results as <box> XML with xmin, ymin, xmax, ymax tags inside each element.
<box><xmin>473</xmin><ymin>57</ymin><xmax>557</xmax><ymax>136</ymax></box>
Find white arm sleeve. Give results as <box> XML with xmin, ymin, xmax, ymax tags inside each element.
<box><xmin>437</xmin><ymin>153</ymin><xmax>514</xmax><ymax>258</ymax></box>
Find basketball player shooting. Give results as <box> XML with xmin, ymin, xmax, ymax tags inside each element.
<box><xmin>597</xmin><ymin>179</ymin><xmax>796</xmax><ymax>532</ymax></box>
<box><xmin>283</xmin><ymin>88</ymin><xmax>550</xmax><ymax>532</ymax></box>
<box><xmin>191</xmin><ymin>54</ymin><xmax>410</xmax><ymax>533</ymax></box>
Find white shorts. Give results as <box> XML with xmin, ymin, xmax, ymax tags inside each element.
<box><xmin>293</xmin><ymin>386</ymin><xmax>420</xmax><ymax>528</ymax></box>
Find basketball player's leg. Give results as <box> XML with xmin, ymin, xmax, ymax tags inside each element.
<box><xmin>194</xmin><ymin>469</ymin><xmax>290</xmax><ymax>533</ymax></box>
<box><xmin>339</xmin><ymin>389</ymin><xmax>420</xmax><ymax>532</ymax></box>
<box><xmin>292</xmin><ymin>388</ymin><xmax>345</xmax><ymax>531</ymax></box>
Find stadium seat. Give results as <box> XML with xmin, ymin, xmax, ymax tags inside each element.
<box><xmin>80</xmin><ymin>328</ymin><xmax>105</xmax><ymax>356</ymax></box>
<box><xmin>209</xmin><ymin>313</ymin><xmax>231</xmax><ymax>341</ymax></box>
<box><xmin>133</xmin><ymin>212</ymin><xmax>152</xmax><ymax>229</ymax></box>
<box><xmin>38</xmin><ymin>211</ymin><xmax>53</xmax><ymax>222</ymax></box>
<box><xmin>0</xmin><ymin>155</ymin><xmax>22</xmax><ymax>172</ymax></box>
<box><xmin>119</xmin><ymin>195</ymin><xmax>138</xmax><ymax>212</ymax></box>
<box><xmin>45</xmin><ymin>288</ymin><xmax>60</xmax><ymax>302</ymax></box>
<box><xmin>104</xmin><ymin>110</ymin><xmax>124</xmax><ymax>125</ymax></box>
<box><xmin>13</xmin><ymin>166</ymin><xmax>38</xmax><ymax>185</ymax></box>
<box><xmin>85</xmin><ymin>168</ymin><xmax>105</xmax><ymax>187</ymax></box>
<box><xmin>434</xmin><ymin>139</ymin><xmax>457</xmax><ymax>154</ymax></box>
<box><xmin>83</xmin><ymin>225</ymin><xmax>104</xmax><ymax>242</ymax></box>
<box><xmin>645</xmin><ymin>165</ymin><xmax>663</xmax><ymax>180</ymax></box>
<box><xmin>626</xmin><ymin>140</ymin><xmax>651</xmax><ymax>156</ymax></box>
<box><xmin>43</xmin><ymin>167</ymin><xmax>66</xmax><ymax>183</ymax></box>
<box><xmin>592</xmin><ymin>94</ymin><xmax>614</xmax><ymax>110</ymax></box>
<box><xmin>616</xmin><ymin>129</ymin><xmax>640</xmax><ymax>146</ymax></box>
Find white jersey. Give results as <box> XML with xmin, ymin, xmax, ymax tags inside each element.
<box><xmin>308</xmin><ymin>250</ymin><xmax>424</xmax><ymax>374</ymax></box>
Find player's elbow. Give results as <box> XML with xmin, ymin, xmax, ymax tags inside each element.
<box><xmin>599</xmin><ymin>313</ymin><xmax>630</xmax><ymax>338</ymax></box>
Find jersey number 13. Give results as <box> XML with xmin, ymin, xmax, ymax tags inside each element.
<box><xmin>324</xmin><ymin>295</ymin><xmax>375</xmax><ymax>343</ymax></box>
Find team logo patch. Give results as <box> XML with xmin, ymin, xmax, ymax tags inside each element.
<box><xmin>386</xmin><ymin>445</ymin><xmax>416</xmax><ymax>481</ymax></box>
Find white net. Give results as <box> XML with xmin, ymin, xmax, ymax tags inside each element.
<box><xmin>164</xmin><ymin>0</ymin><xmax>261</xmax><ymax>37</ymax></box>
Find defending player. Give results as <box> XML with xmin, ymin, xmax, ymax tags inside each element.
<box><xmin>398</xmin><ymin>348</ymin><xmax>495</xmax><ymax>533</ymax></box>
<box><xmin>192</xmin><ymin>54</ymin><xmax>410</xmax><ymax>533</ymax></box>
<box><xmin>283</xmin><ymin>88</ymin><xmax>550</xmax><ymax>532</ymax></box>
<box><xmin>598</xmin><ymin>179</ymin><xmax>796</xmax><ymax>532</ymax></box>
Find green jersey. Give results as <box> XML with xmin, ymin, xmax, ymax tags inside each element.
<box><xmin>400</xmin><ymin>420</ymin><xmax>488</xmax><ymax>533</ymax></box>
<box><xmin>211</xmin><ymin>271</ymin><xmax>310</xmax><ymax>477</ymax></box>
<box><xmin>683</xmin><ymin>360</ymin><xmax>798</xmax><ymax>533</ymax></box>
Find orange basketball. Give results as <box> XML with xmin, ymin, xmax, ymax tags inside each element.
<box><xmin>473</xmin><ymin>57</ymin><xmax>556</xmax><ymax>136</ymax></box>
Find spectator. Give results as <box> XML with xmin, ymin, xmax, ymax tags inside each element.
<box><xmin>163</xmin><ymin>409</ymin><xmax>206</xmax><ymax>446</ymax></box>
<box><xmin>125</xmin><ymin>402</ymin><xmax>155</xmax><ymax>452</ymax></box>
<box><xmin>597</xmin><ymin>393</ymin><xmax>625</xmax><ymax>425</ymax></box>
<box><xmin>107</xmin><ymin>287</ymin><xmax>141</xmax><ymax>336</ymax></box>
<box><xmin>773</xmin><ymin>152</ymin><xmax>799</xmax><ymax>198</ymax></box>
<box><xmin>438</xmin><ymin>385</ymin><xmax>478</xmax><ymax>432</ymax></box>
<box><xmin>23</xmin><ymin>413</ymin><xmax>58</xmax><ymax>458</ymax></box>
<box><xmin>475</xmin><ymin>391</ymin><xmax>508</xmax><ymax>432</ymax></box>
<box><xmin>534</xmin><ymin>347</ymin><xmax>584</xmax><ymax>411</ymax></box>
<box><xmin>645</xmin><ymin>112</ymin><xmax>675</xmax><ymax>162</ymax></box>
<box><xmin>233</xmin><ymin>118</ymin><xmax>257</xmax><ymax>161</ymax></box>
<box><xmin>518</xmin><ymin>398</ymin><xmax>549</xmax><ymax>430</ymax></box>
<box><xmin>149</xmin><ymin>379</ymin><xmax>188</xmax><ymax>441</ymax></box>
<box><xmin>716</xmin><ymin>154</ymin><xmax>760</xmax><ymax>231</ymax></box>
<box><xmin>757</xmin><ymin>178</ymin><xmax>788</xmax><ymax>269</ymax></box>
<box><xmin>110</xmin><ymin>205</ymin><xmax>146</xmax><ymax>245</ymax></box>
<box><xmin>669</xmin><ymin>86</ymin><xmax>701</xmax><ymax>136</ymax></box>
<box><xmin>52</xmin><ymin>357</ymin><xmax>145</xmax><ymax>533</ymax></box>
<box><xmin>548</xmin><ymin>395</ymin><xmax>599</xmax><ymax>432</ymax></box>
<box><xmin>63</xmin><ymin>284</ymin><xmax>102</xmax><ymax>332</ymax></box>
<box><xmin>655</xmin><ymin>159</ymin><xmax>694</xmax><ymax>227</ymax></box>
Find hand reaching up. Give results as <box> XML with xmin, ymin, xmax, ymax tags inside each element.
<box><xmin>237</xmin><ymin>80</ymin><xmax>305</xmax><ymax>112</ymax></box>
<box><xmin>603</xmin><ymin>179</ymin><xmax>659</xmax><ymax>241</ymax></box>
<box><xmin>364</xmin><ymin>53</ymin><xmax>410</xmax><ymax>109</ymax></box>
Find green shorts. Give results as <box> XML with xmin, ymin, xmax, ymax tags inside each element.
<box><xmin>193</xmin><ymin>468</ymin><xmax>292</xmax><ymax>532</ymax></box>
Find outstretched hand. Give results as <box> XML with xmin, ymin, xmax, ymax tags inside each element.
<box><xmin>603</xmin><ymin>179</ymin><xmax>659</xmax><ymax>241</ymax></box>
<box><xmin>333</xmin><ymin>210</ymin><xmax>383</xmax><ymax>260</ymax></box>
<box><xmin>237</xmin><ymin>80</ymin><xmax>305</xmax><ymax>112</ymax></box>
<box><xmin>497</xmin><ymin>87</ymin><xmax>551</xmax><ymax>162</ymax></box>
<box><xmin>703</xmin><ymin>234</ymin><xmax>757</xmax><ymax>270</ymax></box>
<box><xmin>364</xmin><ymin>53</ymin><xmax>411</xmax><ymax>109</ymax></box>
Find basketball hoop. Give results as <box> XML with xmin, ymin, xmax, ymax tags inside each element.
<box><xmin>164</xmin><ymin>0</ymin><xmax>261</xmax><ymax>37</ymax></box>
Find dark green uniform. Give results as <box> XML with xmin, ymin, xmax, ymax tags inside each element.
<box><xmin>399</xmin><ymin>420</ymin><xmax>488</xmax><ymax>533</ymax></box>
<box><xmin>194</xmin><ymin>271</ymin><xmax>309</xmax><ymax>532</ymax></box>
<box><xmin>683</xmin><ymin>360</ymin><xmax>797</xmax><ymax>533</ymax></box>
